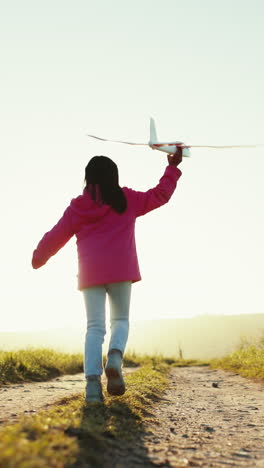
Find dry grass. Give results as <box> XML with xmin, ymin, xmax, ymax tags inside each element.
<box><xmin>0</xmin><ymin>348</ymin><xmax>208</xmax><ymax>386</ymax></box>
<box><xmin>0</xmin><ymin>357</ymin><xmax>169</xmax><ymax>468</ymax></box>
<box><xmin>211</xmin><ymin>335</ymin><xmax>264</xmax><ymax>380</ymax></box>
<box><xmin>0</xmin><ymin>348</ymin><xmax>83</xmax><ymax>385</ymax></box>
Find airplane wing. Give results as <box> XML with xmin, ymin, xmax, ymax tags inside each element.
<box><xmin>151</xmin><ymin>143</ymin><xmax>262</xmax><ymax>148</ymax></box>
<box><xmin>87</xmin><ymin>135</ymin><xmax>263</xmax><ymax>149</ymax></box>
<box><xmin>189</xmin><ymin>144</ymin><xmax>263</xmax><ymax>148</ymax></box>
<box><xmin>87</xmin><ymin>135</ymin><xmax>147</xmax><ymax>145</ymax></box>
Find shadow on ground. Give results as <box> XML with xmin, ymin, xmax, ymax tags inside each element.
<box><xmin>66</xmin><ymin>397</ymin><xmax>173</xmax><ymax>468</ymax></box>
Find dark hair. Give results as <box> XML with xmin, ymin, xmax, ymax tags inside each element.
<box><xmin>84</xmin><ymin>156</ymin><xmax>127</xmax><ymax>214</ymax></box>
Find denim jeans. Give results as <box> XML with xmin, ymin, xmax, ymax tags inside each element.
<box><xmin>82</xmin><ymin>281</ymin><xmax>131</xmax><ymax>377</ymax></box>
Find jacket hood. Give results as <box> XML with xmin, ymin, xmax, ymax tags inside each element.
<box><xmin>70</xmin><ymin>189</ymin><xmax>112</xmax><ymax>221</ymax></box>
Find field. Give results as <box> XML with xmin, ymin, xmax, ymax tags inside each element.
<box><xmin>0</xmin><ymin>357</ymin><xmax>174</xmax><ymax>467</ymax></box>
<box><xmin>0</xmin><ymin>349</ymin><xmax>84</xmax><ymax>385</ymax></box>
<box><xmin>211</xmin><ymin>335</ymin><xmax>264</xmax><ymax>380</ymax></box>
<box><xmin>0</xmin><ymin>338</ymin><xmax>263</xmax><ymax>467</ymax></box>
<box><xmin>0</xmin><ymin>348</ymin><xmax>205</xmax><ymax>386</ymax></box>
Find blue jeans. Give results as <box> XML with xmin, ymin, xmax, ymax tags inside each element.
<box><xmin>82</xmin><ymin>281</ymin><xmax>131</xmax><ymax>377</ymax></box>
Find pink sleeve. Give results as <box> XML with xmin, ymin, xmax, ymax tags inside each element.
<box><xmin>32</xmin><ymin>207</ymin><xmax>74</xmax><ymax>269</ymax></box>
<box><xmin>128</xmin><ymin>165</ymin><xmax>182</xmax><ymax>217</ymax></box>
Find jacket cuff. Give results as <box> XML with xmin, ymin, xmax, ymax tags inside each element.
<box><xmin>32</xmin><ymin>251</ymin><xmax>45</xmax><ymax>269</ymax></box>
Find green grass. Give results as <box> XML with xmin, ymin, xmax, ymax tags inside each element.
<box><xmin>124</xmin><ymin>351</ymin><xmax>209</xmax><ymax>368</ymax></box>
<box><xmin>211</xmin><ymin>336</ymin><xmax>264</xmax><ymax>380</ymax></box>
<box><xmin>0</xmin><ymin>349</ymin><xmax>83</xmax><ymax>385</ymax></box>
<box><xmin>0</xmin><ymin>348</ymin><xmax>208</xmax><ymax>386</ymax></box>
<box><xmin>0</xmin><ymin>358</ymin><xmax>170</xmax><ymax>468</ymax></box>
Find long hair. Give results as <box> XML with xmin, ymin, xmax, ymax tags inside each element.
<box><xmin>84</xmin><ymin>156</ymin><xmax>127</xmax><ymax>214</ymax></box>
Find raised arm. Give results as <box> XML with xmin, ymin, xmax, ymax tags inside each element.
<box><xmin>129</xmin><ymin>149</ymin><xmax>182</xmax><ymax>217</ymax></box>
<box><xmin>32</xmin><ymin>206</ymin><xmax>74</xmax><ymax>269</ymax></box>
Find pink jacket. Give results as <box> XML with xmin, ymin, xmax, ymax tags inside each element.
<box><xmin>32</xmin><ymin>165</ymin><xmax>182</xmax><ymax>289</ymax></box>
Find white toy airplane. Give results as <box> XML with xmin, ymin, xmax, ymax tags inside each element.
<box><xmin>148</xmin><ymin>118</ymin><xmax>191</xmax><ymax>158</ymax></box>
<box><xmin>87</xmin><ymin>118</ymin><xmax>261</xmax><ymax>157</ymax></box>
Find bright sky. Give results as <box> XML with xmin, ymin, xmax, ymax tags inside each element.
<box><xmin>0</xmin><ymin>0</ymin><xmax>263</xmax><ymax>332</ymax></box>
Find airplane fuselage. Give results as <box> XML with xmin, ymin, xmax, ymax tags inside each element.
<box><xmin>149</xmin><ymin>142</ymin><xmax>191</xmax><ymax>157</ymax></box>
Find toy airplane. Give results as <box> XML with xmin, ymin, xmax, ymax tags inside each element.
<box><xmin>87</xmin><ymin>118</ymin><xmax>262</xmax><ymax>157</ymax></box>
<box><xmin>148</xmin><ymin>118</ymin><xmax>191</xmax><ymax>158</ymax></box>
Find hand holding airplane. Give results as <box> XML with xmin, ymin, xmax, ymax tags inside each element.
<box><xmin>167</xmin><ymin>148</ymin><xmax>182</xmax><ymax>166</ymax></box>
<box><xmin>87</xmin><ymin>118</ymin><xmax>263</xmax><ymax>157</ymax></box>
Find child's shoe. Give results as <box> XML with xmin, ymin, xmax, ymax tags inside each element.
<box><xmin>85</xmin><ymin>375</ymin><xmax>104</xmax><ymax>402</ymax></box>
<box><xmin>105</xmin><ymin>349</ymin><xmax>125</xmax><ymax>396</ymax></box>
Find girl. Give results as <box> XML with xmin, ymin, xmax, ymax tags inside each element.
<box><xmin>32</xmin><ymin>150</ymin><xmax>182</xmax><ymax>402</ymax></box>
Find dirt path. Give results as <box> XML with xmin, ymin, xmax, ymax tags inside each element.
<box><xmin>0</xmin><ymin>368</ymin><xmax>135</xmax><ymax>425</ymax></box>
<box><xmin>1</xmin><ymin>366</ymin><xmax>264</xmax><ymax>467</ymax></box>
<box><xmin>107</xmin><ymin>367</ymin><xmax>264</xmax><ymax>468</ymax></box>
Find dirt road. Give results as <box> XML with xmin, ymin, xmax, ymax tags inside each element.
<box><xmin>0</xmin><ymin>368</ymin><xmax>137</xmax><ymax>424</ymax></box>
<box><xmin>109</xmin><ymin>367</ymin><xmax>264</xmax><ymax>468</ymax></box>
<box><xmin>1</xmin><ymin>366</ymin><xmax>264</xmax><ymax>467</ymax></box>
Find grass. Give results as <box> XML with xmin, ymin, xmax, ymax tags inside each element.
<box><xmin>0</xmin><ymin>349</ymin><xmax>83</xmax><ymax>385</ymax></box>
<box><xmin>124</xmin><ymin>351</ymin><xmax>209</xmax><ymax>367</ymax></box>
<box><xmin>211</xmin><ymin>335</ymin><xmax>264</xmax><ymax>380</ymax></box>
<box><xmin>0</xmin><ymin>357</ymin><xmax>170</xmax><ymax>468</ymax></box>
<box><xmin>1</xmin><ymin>337</ymin><xmax>263</xmax><ymax>467</ymax></box>
<box><xmin>0</xmin><ymin>348</ymin><xmax>208</xmax><ymax>386</ymax></box>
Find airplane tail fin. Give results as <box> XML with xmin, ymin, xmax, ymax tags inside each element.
<box><xmin>149</xmin><ymin>117</ymin><xmax>158</xmax><ymax>143</ymax></box>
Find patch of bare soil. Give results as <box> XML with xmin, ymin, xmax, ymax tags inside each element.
<box><xmin>103</xmin><ymin>367</ymin><xmax>264</xmax><ymax>468</ymax></box>
<box><xmin>0</xmin><ymin>368</ymin><xmax>135</xmax><ymax>425</ymax></box>
<box><xmin>1</xmin><ymin>366</ymin><xmax>264</xmax><ymax>467</ymax></box>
